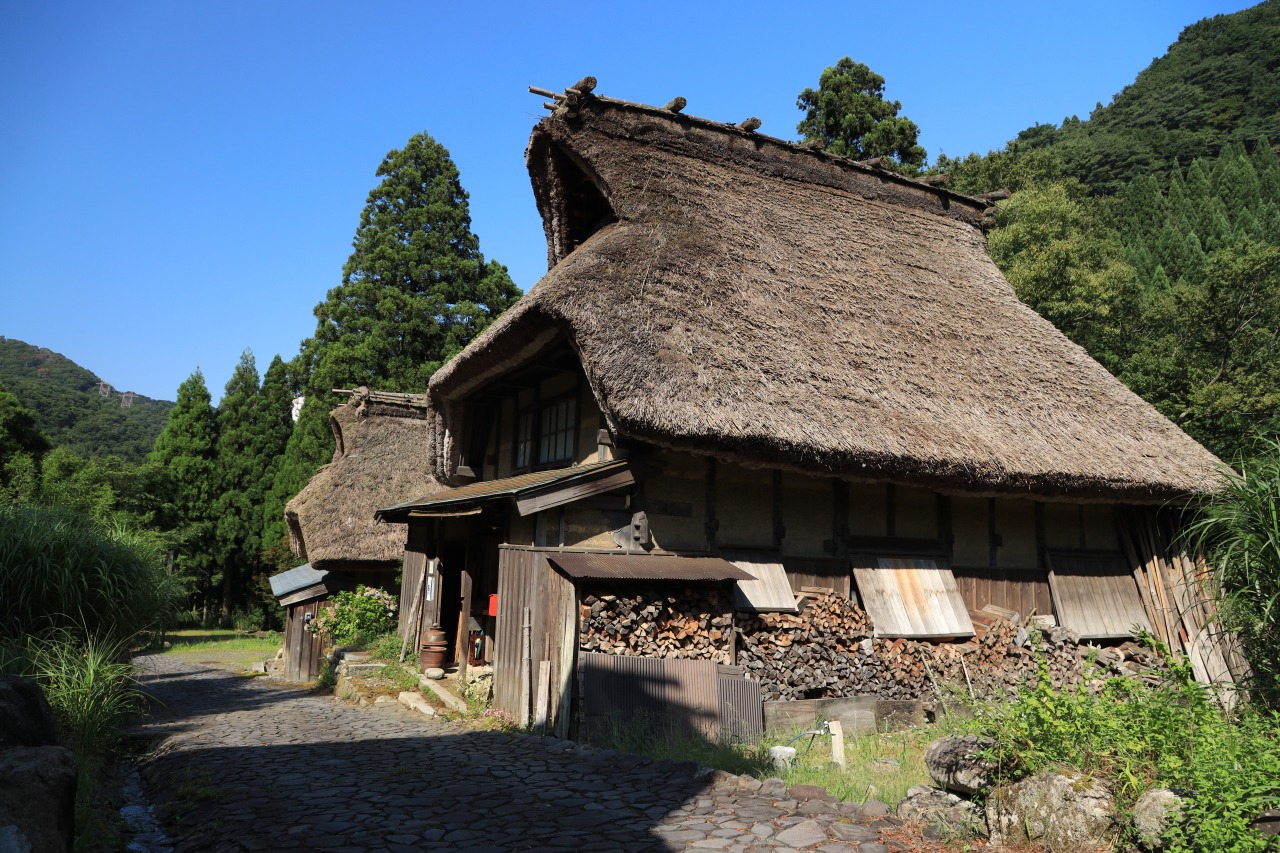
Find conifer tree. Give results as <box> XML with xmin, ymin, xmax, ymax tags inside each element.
<box><xmin>272</xmin><ymin>131</ymin><xmax>519</xmax><ymax>512</ymax></box>
<box><xmin>212</xmin><ymin>351</ymin><xmax>260</xmax><ymax>618</ymax></box>
<box><xmin>150</xmin><ymin>369</ymin><xmax>218</xmax><ymax>618</ymax></box>
<box><xmin>796</xmin><ymin>58</ymin><xmax>926</xmax><ymax>171</ymax></box>
<box><xmin>255</xmin><ymin>355</ymin><xmax>301</xmax><ymax>571</ymax></box>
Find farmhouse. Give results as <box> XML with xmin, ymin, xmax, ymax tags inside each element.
<box><xmin>271</xmin><ymin>388</ymin><xmax>435</xmax><ymax>680</ymax></box>
<box><xmin>374</xmin><ymin>81</ymin><xmax>1238</xmax><ymax>735</ymax></box>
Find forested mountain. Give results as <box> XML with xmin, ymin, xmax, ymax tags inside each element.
<box><xmin>930</xmin><ymin>0</ymin><xmax>1280</xmax><ymax>463</ymax></box>
<box><xmin>0</xmin><ymin>337</ymin><xmax>173</xmax><ymax>462</ymax></box>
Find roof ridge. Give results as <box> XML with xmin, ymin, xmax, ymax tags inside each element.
<box><xmin>528</xmin><ymin>79</ymin><xmax>995</xmax><ymax>222</ymax></box>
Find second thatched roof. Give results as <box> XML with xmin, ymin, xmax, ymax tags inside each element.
<box><xmin>287</xmin><ymin>393</ymin><xmax>442</xmax><ymax>566</ymax></box>
<box><xmin>426</xmin><ymin>87</ymin><xmax>1220</xmax><ymax>502</ymax></box>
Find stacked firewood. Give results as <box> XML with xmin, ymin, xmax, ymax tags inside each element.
<box><xmin>579</xmin><ymin>587</ymin><xmax>1166</xmax><ymax>701</ymax></box>
<box><xmin>578</xmin><ymin>585</ymin><xmax>733</xmax><ymax>662</ymax></box>
<box><xmin>737</xmin><ymin>597</ymin><xmax>1161</xmax><ymax>701</ymax></box>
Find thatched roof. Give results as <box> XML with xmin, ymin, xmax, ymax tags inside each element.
<box><xmin>287</xmin><ymin>395</ymin><xmax>442</xmax><ymax>565</ymax></box>
<box><xmin>427</xmin><ymin>86</ymin><xmax>1221</xmax><ymax>502</ymax></box>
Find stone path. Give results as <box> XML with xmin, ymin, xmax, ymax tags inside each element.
<box><xmin>132</xmin><ymin>655</ymin><xmax>912</xmax><ymax>853</ymax></box>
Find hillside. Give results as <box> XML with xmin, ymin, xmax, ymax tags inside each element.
<box><xmin>0</xmin><ymin>337</ymin><xmax>173</xmax><ymax>462</ymax></box>
<box><xmin>933</xmin><ymin>0</ymin><xmax>1280</xmax><ymax>462</ymax></box>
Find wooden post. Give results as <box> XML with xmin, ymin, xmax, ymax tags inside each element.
<box><xmin>457</xmin><ymin>565</ymin><xmax>473</xmax><ymax>682</ymax></box>
<box><xmin>534</xmin><ymin>660</ymin><xmax>551</xmax><ymax>735</ymax></box>
<box><xmin>519</xmin><ymin>607</ymin><xmax>532</xmax><ymax>727</ymax></box>
<box><xmin>828</xmin><ymin>719</ymin><xmax>846</xmax><ymax>770</ymax></box>
<box><xmin>399</xmin><ymin>557</ymin><xmax>431</xmax><ymax>664</ymax></box>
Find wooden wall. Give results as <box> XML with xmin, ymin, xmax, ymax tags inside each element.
<box><xmin>285</xmin><ymin>598</ymin><xmax>325</xmax><ymax>682</ymax></box>
<box><xmin>952</xmin><ymin>568</ymin><xmax>1053</xmax><ymax>619</ymax></box>
<box><xmin>492</xmin><ymin>546</ymin><xmax>577</xmax><ymax>737</ymax></box>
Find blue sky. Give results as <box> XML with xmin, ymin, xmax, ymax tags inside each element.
<box><xmin>0</xmin><ymin>0</ymin><xmax>1260</xmax><ymax>403</ymax></box>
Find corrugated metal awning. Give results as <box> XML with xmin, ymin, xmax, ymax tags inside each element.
<box><xmin>547</xmin><ymin>552</ymin><xmax>753</xmax><ymax>582</ymax></box>
<box><xmin>724</xmin><ymin>551</ymin><xmax>798</xmax><ymax>612</ymax></box>
<box><xmin>377</xmin><ymin>460</ymin><xmax>632</xmax><ymax>522</ymax></box>
<box><xmin>268</xmin><ymin>563</ymin><xmax>329</xmax><ymax>599</ymax></box>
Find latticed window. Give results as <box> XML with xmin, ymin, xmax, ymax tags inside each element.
<box><xmin>538</xmin><ymin>395</ymin><xmax>577</xmax><ymax>464</ymax></box>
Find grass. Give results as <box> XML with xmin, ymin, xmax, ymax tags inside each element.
<box><xmin>591</xmin><ymin>710</ymin><xmax>934</xmax><ymax>804</ymax></box>
<box><xmin>780</xmin><ymin>726</ymin><xmax>933</xmax><ymax>805</ymax></box>
<box><xmin>156</xmin><ymin>629</ymin><xmax>282</xmax><ymax>672</ymax></box>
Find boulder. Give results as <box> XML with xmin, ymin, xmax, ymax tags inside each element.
<box><xmin>1132</xmin><ymin>788</ymin><xmax>1184</xmax><ymax>850</ymax></box>
<box><xmin>986</xmin><ymin>772</ymin><xmax>1117</xmax><ymax>853</ymax></box>
<box><xmin>924</xmin><ymin>735</ymin><xmax>996</xmax><ymax>794</ymax></box>
<box><xmin>0</xmin><ymin>676</ymin><xmax>60</xmax><ymax>749</ymax></box>
<box><xmin>0</xmin><ymin>745</ymin><xmax>76</xmax><ymax>853</ymax></box>
<box><xmin>897</xmin><ymin>786</ymin><xmax>985</xmax><ymax>837</ymax></box>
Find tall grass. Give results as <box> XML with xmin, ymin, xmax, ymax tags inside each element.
<box><xmin>5</xmin><ymin>630</ymin><xmax>145</xmax><ymax>755</ymax></box>
<box><xmin>0</xmin><ymin>501</ymin><xmax>185</xmax><ymax>641</ymax></box>
<box><xmin>1187</xmin><ymin>441</ymin><xmax>1280</xmax><ymax>707</ymax></box>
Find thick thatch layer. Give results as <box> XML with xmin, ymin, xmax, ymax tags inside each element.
<box><xmin>287</xmin><ymin>401</ymin><xmax>442</xmax><ymax>566</ymax></box>
<box><xmin>429</xmin><ymin>90</ymin><xmax>1221</xmax><ymax>502</ymax></box>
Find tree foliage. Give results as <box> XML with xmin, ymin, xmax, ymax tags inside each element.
<box><xmin>796</xmin><ymin>57</ymin><xmax>926</xmax><ymax>171</ymax></box>
<box><xmin>0</xmin><ymin>338</ymin><xmax>172</xmax><ymax>463</ymax></box>
<box><xmin>149</xmin><ymin>370</ymin><xmax>218</xmax><ymax>609</ymax></box>
<box><xmin>271</xmin><ymin>131</ymin><xmax>519</xmax><ymax>521</ymax></box>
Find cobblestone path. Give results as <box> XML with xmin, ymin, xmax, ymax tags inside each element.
<box><xmin>132</xmin><ymin>655</ymin><xmax>906</xmax><ymax>853</ymax></box>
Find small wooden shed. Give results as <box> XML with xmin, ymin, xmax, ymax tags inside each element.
<box><xmin>269</xmin><ymin>564</ymin><xmax>345</xmax><ymax>681</ymax></box>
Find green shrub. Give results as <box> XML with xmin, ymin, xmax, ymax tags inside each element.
<box><xmin>307</xmin><ymin>585</ymin><xmax>397</xmax><ymax>648</ymax></box>
<box><xmin>965</xmin><ymin>652</ymin><xmax>1280</xmax><ymax>852</ymax></box>
<box><xmin>23</xmin><ymin>630</ymin><xmax>144</xmax><ymax>755</ymax></box>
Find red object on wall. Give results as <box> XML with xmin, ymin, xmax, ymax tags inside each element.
<box><xmin>488</xmin><ymin>594</ymin><xmax>498</xmax><ymax>617</ymax></box>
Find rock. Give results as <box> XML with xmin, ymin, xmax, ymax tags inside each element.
<box><xmin>924</xmin><ymin>735</ymin><xmax>997</xmax><ymax>795</ymax></box>
<box><xmin>986</xmin><ymin>771</ymin><xmax>1116</xmax><ymax>852</ymax></box>
<box><xmin>424</xmin><ymin>668</ymin><xmax>445</xmax><ymax>680</ymax></box>
<box><xmin>897</xmin><ymin>787</ymin><xmax>984</xmax><ymax>837</ymax></box>
<box><xmin>0</xmin><ymin>676</ymin><xmax>60</xmax><ymax>749</ymax></box>
<box><xmin>861</xmin><ymin>800</ymin><xmax>890</xmax><ymax>817</ymax></box>
<box><xmin>790</xmin><ymin>784</ymin><xmax>836</xmax><ymax>802</ymax></box>
<box><xmin>774</xmin><ymin>818</ymin><xmax>827</xmax><ymax>848</ymax></box>
<box><xmin>1254</xmin><ymin>808</ymin><xmax>1280</xmax><ymax>839</ymax></box>
<box><xmin>758</xmin><ymin>777</ymin><xmax>788</xmax><ymax>798</ymax></box>
<box><xmin>397</xmin><ymin>691</ymin><xmax>436</xmax><ymax>717</ymax></box>
<box><xmin>768</xmin><ymin>745</ymin><xmax>796</xmax><ymax>771</ymax></box>
<box><xmin>0</xmin><ymin>745</ymin><xmax>76</xmax><ymax>853</ymax></box>
<box><xmin>829</xmin><ymin>822</ymin><xmax>879</xmax><ymax>842</ymax></box>
<box><xmin>1132</xmin><ymin>788</ymin><xmax>1184</xmax><ymax>850</ymax></box>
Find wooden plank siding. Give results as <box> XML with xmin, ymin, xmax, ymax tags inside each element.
<box><xmin>284</xmin><ymin>599</ymin><xmax>325</xmax><ymax>682</ymax></box>
<box><xmin>852</xmin><ymin>558</ymin><xmax>973</xmax><ymax>638</ymax></box>
<box><xmin>493</xmin><ymin>546</ymin><xmax>577</xmax><ymax>737</ymax></box>
<box><xmin>783</xmin><ymin>557</ymin><xmax>852</xmax><ymax>598</ymax></box>
<box><xmin>1047</xmin><ymin>552</ymin><xmax>1152</xmax><ymax>640</ymax></box>
<box><xmin>951</xmin><ymin>567</ymin><xmax>1053</xmax><ymax>619</ymax></box>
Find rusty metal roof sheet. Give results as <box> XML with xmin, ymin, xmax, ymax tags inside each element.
<box><xmin>547</xmin><ymin>552</ymin><xmax>753</xmax><ymax>582</ymax></box>
<box><xmin>377</xmin><ymin>460</ymin><xmax>630</xmax><ymax>522</ymax></box>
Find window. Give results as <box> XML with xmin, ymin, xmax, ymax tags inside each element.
<box><xmin>539</xmin><ymin>395</ymin><xmax>577</xmax><ymax>464</ymax></box>
<box><xmin>512</xmin><ymin>395</ymin><xmax>577</xmax><ymax>472</ymax></box>
<box><xmin>514</xmin><ymin>411</ymin><xmax>534</xmax><ymax>471</ymax></box>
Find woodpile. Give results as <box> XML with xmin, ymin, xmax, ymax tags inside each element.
<box><xmin>578</xmin><ymin>584</ymin><xmax>733</xmax><ymax>662</ymax></box>
<box><xmin>580</xmin><ymin>588</ymin><xmax>1172</xmax><ymax>702</ymax></box>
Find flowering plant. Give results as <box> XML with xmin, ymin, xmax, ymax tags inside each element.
<box><xmin>305</xmin><ymin>585</ymin><xmax>398</xmax><ymax>647</ymax></box>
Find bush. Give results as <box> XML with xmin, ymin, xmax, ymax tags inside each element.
<box><xmin>307</xmin><ymin>585</ymin><xmax>397</xmax><ymax>648</ymax></box>
<box><xmin>965</xmin><ymin>652</ymin><xmax>1280</xmax><ymax>852</ymax></box>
